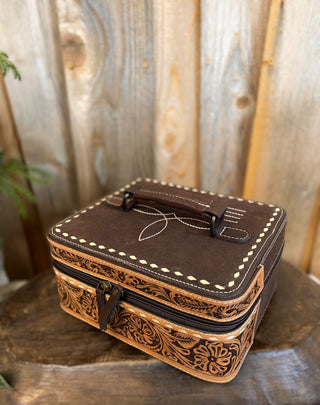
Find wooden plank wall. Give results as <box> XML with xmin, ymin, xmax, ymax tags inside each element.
<box><xmin>153</xmin><ymin>0</ymin><xmax>199</xmax><ymax>186</ymax></box>
<box><xmin>0</xmin><ymin>0</ymin><xmax>319</xmax><ymax>280</ymax></box>
<box><xmin>57</xmin><ymin>0</ymin><xmax>155</xmax><ymax>205</ymax></box>
<box><xmin>243</xmin><ymin>0</ymin><xmax>320</xmax><ymax>271</ymax></box>
<box><xmin>200</xmin><ymin>0</ymin><xmax>271</xmax><ymax>196</ymax></box>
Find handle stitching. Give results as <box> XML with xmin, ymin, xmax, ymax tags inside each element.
<box><xmin>140</xmin><ymin>189</ymin><xmax>211</xmax><ymax>208</ymax></box>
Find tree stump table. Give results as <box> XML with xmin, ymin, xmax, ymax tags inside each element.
<box><xmin>0</xmin><ymin>261</ymin><xmax>319</xmax><ymax>405</ymax></box>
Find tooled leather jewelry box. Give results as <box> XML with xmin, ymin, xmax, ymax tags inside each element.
<box><xmin>47</xmin><ymin>178</ymin><xmax>287</xmax><ymax>383</ymax></box>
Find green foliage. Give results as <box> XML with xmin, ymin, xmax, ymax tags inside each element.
<box><xmin>0</xmin><ymin>52</ymin><xmax>21</xmax><ymax>80</ymax></box>
<box><xmin>0</xmin><ymin>151</ymin><xmax>50</xmax><ymax>217</ymax></box>
<box><xmin>0</xmin><ymin>51</ymin><xmax>50</xmax><ymax>219</ymax></box>
<box><xmin>0</xmin><ymin>374</ymin><xmax>12</xmax><ymax>389</ymax></box>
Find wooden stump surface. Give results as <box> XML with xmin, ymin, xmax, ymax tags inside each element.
<box><xmin>0</xmin><ymin>260</ymin><xmax>320</xmax><ymax>405</ymax></box>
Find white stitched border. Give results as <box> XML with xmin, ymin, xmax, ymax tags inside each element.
<box><xmin>52</xmin><ymin>209</ymin><xmax>283</xmax><ymax>294</ymax></box>
<box><xmin>51</xmin><ymin>177</ymin><xmax>284</xmax><ymax>294</ymax></box>
<box><xmin>52</xmin><ymin>232</ymin><xmax>219</xmax><ymax>295</ymax></box>
<box><xmin>52</xmin><ymin>209</ymin><xmax>284</xmax><ymax>295</ymax></box>
<box><xmin>229</xmin><ymin>210</ymin><xmax>284</xmax><ymax>293</ymax></box>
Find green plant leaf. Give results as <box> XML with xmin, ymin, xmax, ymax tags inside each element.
<box><xmin>0</xmin><ymin>182</ymin><xmax>27</xmax><ymax>217</ymax></box>
<box><xmin>0</xmin><ymin>374</ymin><xmax>12</xmax><ymax>389</ymax></box>
<box><xmin>1</xmin><ymin>176</ymin><xmax>36</xmax><ymax>203</ymax></box>
<box><xmin>0</xmin><ymin>157</ymin><xmax>50</xmax><ymax>185</ymax></box>
<box><xmin>0</xmin><ymin>51</ymin><xmax>21</xmax><ymax>80</ymax></box>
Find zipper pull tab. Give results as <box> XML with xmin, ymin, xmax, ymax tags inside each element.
<box><xmin>96</xmin><ymin>281</ymin><xmax>123</xmax><ymax>331</ymax></box>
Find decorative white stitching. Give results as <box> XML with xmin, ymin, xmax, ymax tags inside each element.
<box><xmin>224</xmin><ymin>214</ymin><xmax>242</xmax><ymax>220</ymax></box>
<box><xmin>140</xmin><ymin>189</ymin><xmax>211</xmax><ymax>208</ymax></box>
<box><xmin>175</xmin><ymin>217</ymin><xmax>209</xmax><ymax>230</ymax></box>
<box><xmin>51</xmin><ymin>177</ymin><xmax>284</xmax><ymax>294</ymax></box>
<box><xmin>227</xmin><ymin>207</ymin><xmax>246</xmax><ymax>213</ymax></box>
<box><xmin>135</xmin><ymin>205</ymin><xmax>210</xmax><ymax>241</ymax></box>
<box><xmin>231</xmin><ymin>210</ymin><xmax>284</xmax><ymax>288</ymax></box>
<box><xmin>52</xmin><ymin>232</ymin><xmax>216</xmax><ymax>294</ymax></box>
<box><xmin>133</xmin><ymin>206</ymin><xmax>166</xmax><ymax>216</ymax></box>
<box><xmin>220</xmin><ymin>227</ymin><xmax>249</xmax><ymax>240</ymax></box>
<box><xmin>225</xmin><ymin>211</ymin><xmax>243</xmax><ymax>217</ymax></box>
<box><xmin>138</xmin><ymin>216</ymin><xmax>169</xmax><ymax>241</ymax></box>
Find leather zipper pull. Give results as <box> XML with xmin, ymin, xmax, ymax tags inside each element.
<box><xmin>96</xmin><ymin>281</ymin><xmax>123</xmax><ymax>331</ymax></box>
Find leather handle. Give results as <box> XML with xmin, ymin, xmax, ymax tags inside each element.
<box><xmin>106</xmin><ymin>179</ymin><xmax>251</xmax><ymax>243</ymax></box>
<box><xmin>122</xmin><ymin>181</ymin><xmax>227</xmax><ymax>236</ymax></box>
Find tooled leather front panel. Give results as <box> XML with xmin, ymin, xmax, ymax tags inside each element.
<box><xmin>54</xmin><ymin>268</ymin><xmax>260</xmax><ymax>383</ymax></box>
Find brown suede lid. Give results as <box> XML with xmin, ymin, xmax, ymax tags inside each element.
<box><xmin>48</xmin><ymin>178</ymin><xmax>286</xmax><ymax>300</ymax></box>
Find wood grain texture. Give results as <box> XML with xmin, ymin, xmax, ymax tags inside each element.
<box><xmin>310</xmin><ymin>189</ymin><xmax>320</xmax><ymax>277</ymax></box>
<box><xmin>0</xmin><ymin>0</ymin><xmax>78</xmax><ymax>229</ymax></box>
<box><xmin>57</xmin><ymin>0</ymin><xmax>155</xmax><ymax>205</ymax></box>
<box><xmin>153</xmin><ymin>0</ymin><xmax>200</xmax><ymax>187</ymax></box>
<box><xmin>242</xmin><ymin>0</ymin><xmax>283</xmax><ymax>199</ymax></box>
<box><xmin>301</xmin><ymin>186</ymin><xmax>320</xmax><ymax>273</ymax></box>
<box><xmin>200</xmin><ymin>0</ymin><xmax>271</xmax><ymax>195</ymax></box>
<box><xmin>310</xmin><ymin>225</ymin><xmax>320</xmax><ymax>278</ymax></box>
<box><xmin>1</xmin><ymin>262</ymin><xmax>320</xmax><ymax>404</ymax></box>
<box><xmin>243</xmin><ymin>0</ymin><xmax>320</xmax><ymax>269</ymax></box>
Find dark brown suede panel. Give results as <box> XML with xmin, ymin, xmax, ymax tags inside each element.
<box><xmin>48</xmin><ymin>179</ymin><xmax>286</xmax><ymax>300</ymax></box>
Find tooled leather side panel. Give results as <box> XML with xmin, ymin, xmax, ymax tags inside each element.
<box><xmin>51</xmin><ymin>241</ymin><xmax>264</xmax><ymax>322</ymax></box>
<box><xmin>55</xmin><ymin>269</ymin><xmax>259</xmax><ymax>383</ymax></box>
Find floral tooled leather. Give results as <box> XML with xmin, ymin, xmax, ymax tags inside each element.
<box><xmin>55</xmin><ymin>270</ymin><xmax>259</xmax><ymax>382</ymax></box>
<box><xmin>51</xmin><ymin>243</ymin><xmax>263</xmax><ymax>323</ymax></box>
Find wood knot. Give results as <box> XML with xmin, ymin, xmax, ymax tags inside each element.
<box><xmin>236</xmin><ymin>96</ymin><xmax>250</xmax><ymax>109</ymax></box>
<box><xmin>262</xmin><ymin>58</ymin><xmax>274</xmax><ymax>65</ymax></box>
<box><xmin>61</xmin><ymin>33</ymin><xmax>86</xmax><ymax>70</ymax></box>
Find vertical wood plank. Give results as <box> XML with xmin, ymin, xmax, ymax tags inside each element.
<box><xmin>200</xmin><ymin>0</ymin><xmax>271</xmax><ymax>195</ymax></box>
<box><xmin>310</xmin><ymin>227</ymin><xmax>320</xmax><ymax>278</ymax></box>
<box><xmin>57</xmin><ymin>0</ymin><xmax>155</xmax><ymax>204</ymax></box>
<box><xmin>153</xmin><ymin>0</ymin><xmax>200</xmax><ymax>187</ymax></box>
<box><xmin>243</xmin><ymin>0</ymin><xmax>283</xmax><ymax>198</ymax></box>
<box><xmin>0</xmin><ymin>0</ymin><xmax>78</xmax><ymax>229</ymax></box>
<box><xmin>309</xmin><ymin>189</ymin><xmax>320</xmax><ymax>277</ymax></box>
<box><xmin>243</xmin><ymin>0</ymin><xmax>320</xmax><ymax>269</ymax></box>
